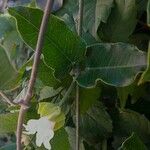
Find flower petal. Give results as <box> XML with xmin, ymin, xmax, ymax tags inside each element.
<box><xmin>43</xmin><ymin>140</ymin><xmax>51</xmax><ymax>150</ymax></box>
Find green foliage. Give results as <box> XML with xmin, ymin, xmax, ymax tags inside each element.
<box><xmin>0</xmin><ymin>112</ymin><xmax>18</xmax><ymax>134</ymax></box>
<box><xmin>118</xmin><ymin>133</ymin><xmax>147</xmax><ymax>150</ymax></box>
<box><xmin>0</xmin><ymin>0</ymin><xmax>150</xmax><ymax>149</ymax></box>
<box><xmin>98</xmin><ymin>0</ymin><xmax>137</xmax><ymax>42</ymax></box>
<box><xmin>77</xmin><ymin>43</ymin><xmax>146</xmax><ymax>87</ymax></box>
<box><xmin>51</xmin><ymin>128</ymin><xmax>70</xmax><ymax>150</ymax></box>
<box><xmin>79</xmin><ymin>86</ymin><xmax>101</xmax><ymax>114</ymax></box>
<box><xmin>8</xmin><ymin>6</ymin><xmax>86</xmax><ymax>79</ymax></box>
<box><xmin>0</xmin><ymin>144</ymin><xmax>16</xmax><ymax>150</ymax></box>
<box><xmin>0</xmin><ymin>46</ymin><xmax>18</xmax><ymax>90</ymax></box>
<box><xmin>38</xmin><ymin>102</ymin><xmax>65</xmax><ymax>130</ymax></box>
<box><xmin>80</xmin><ymin>102</ymin><xmax>112</xmax><ymax>144</ymax></box>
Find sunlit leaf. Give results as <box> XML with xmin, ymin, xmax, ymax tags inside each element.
<box><xmin>38</xmin><ymin>102</ymin><xmax>65</xmax><ymax>130</ymax></box>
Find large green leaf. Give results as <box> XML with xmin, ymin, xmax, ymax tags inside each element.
<box><xmin>118</xmin><ymin>133</ymin><xmax>147</xmax><ymax>150</ymax></box>
<box><xmin>8</xmin><ymin>6</ymin><xmax>86</xmax><ymax>79</ymax></box>
<box><xmin>98</xmin><ymin>0</ymin><xmax>137</xmax><ymax>42</ymax></box>
<box><xmin>77</xmin><ymin>43</ymin><xmax>147</xmax><ymax>87</ymax></box>
<box><xmin>80</xmin><ymin>102</ymin><xmax>112</xmax><ymax>144</ymax></box>
<box><xmin>0</xmin><ymin>46</ymin><xmax>18</xmax><ymax>90</ymax></box>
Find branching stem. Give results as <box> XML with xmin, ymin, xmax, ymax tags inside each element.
<box><xmin>16</xmin><ymin>0</ymin><xmax>54</xmax><ymax>149</ymax></box>
<box><xmin>0</xmin><ymin>91</ymin><xmax>15</xmax><ymax>106</ymax></box>
<box><xmin>76</xmin><ymin>0</ymin><xmax>84</xmax><ymax>150</ymax></box>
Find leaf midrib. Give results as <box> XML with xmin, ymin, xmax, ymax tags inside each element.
<box><xmin>86</xmin><ymin>64</ymin><xmax>146</xmax><ymax>70</ymax></box>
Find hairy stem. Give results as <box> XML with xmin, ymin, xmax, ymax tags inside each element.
<box><xmin>76</xmin><ymin>0</ymin><xmax>84</xmax><ymax>150</ymax></box>
<box><xmin>16</xmin><ymin>0</ymin><xmax>54</xmax><ymax>149</ymax></box>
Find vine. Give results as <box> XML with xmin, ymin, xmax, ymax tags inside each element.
<box><xmin>16</xmin><ymin>0</ymin><xmax>54</xmax><ymax>149</ymax></box>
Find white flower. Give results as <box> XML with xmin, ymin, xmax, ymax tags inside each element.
<box><xmin>23</xmin><ymin>116</ymin><xmax>55</xmax><ymax>150</ymax></box>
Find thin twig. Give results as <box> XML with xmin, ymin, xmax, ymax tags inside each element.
<box><xmin>76</xmin><ymin>0</ymin><xmax>84</xmax><ymax>150</ymax></box>
<box><xmin>16</xmin><ymin>0</ymin><xmax>54</xmax><ymax>149</ymax></box>
<box><xmin>0</xmin><ymin>91</ymin><xmax>15</xmax><ymax>106</ymax></box>
<box><xmin>59</xmin><ymin>77</ymin><xmax>76</xmax><ymax>106</ymax></box>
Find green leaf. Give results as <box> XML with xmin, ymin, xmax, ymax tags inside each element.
<box><xmin>38</xmin><ymin>102</ymin><xmax>65</xmax><ymax>130</ymax></box>
<box><xmin>39</xmin><ymin>86</ymin><xmax>62</xmax><ymax>101</ymax></box>
<box><xmin>0</xmin><ymin>14</ymin><xmax>15</xmax><ymax>39</ymax></box>
<box><xmin>98</xmin><ymin>0</ymin><xmax>137</xmax><ymax>42</ymax></box>
<box><xmin>80</xmin><ymin>86</ymin><xmax>101</xmax><ymax>114</ymax></box>
<box><xmin>0</xmin><ymin>112</ymin><xmax>18</xmax><ymax>134</ymax></box>
<box><xmin>95</xmin><ymin>0</ymin><xmax>114</xmax><ymax>33</ymax></box>
<box><xmin>65</xmin><ymin>127</ymin><xmax>85</xmax><ymax>150</ymax></box>
<box><xmin>0</xmin><ymin>144</ymin><xmax>16</xmax><ymax>150</ymax></box>
<box><xmin>8</xmin><ymin>6</ymin><xmax>86</xmax><ymax>79</ymax></box>
<box><xmin>139</xmin><ymin>42</ymin><xmax>150</xmax><ymax>84</ymax></box>
<box><xmin>51</xmin><ymin>128</ymin><xmax>70</xmax><ymax>150</ymax></box>
<box><xmin>114</xmin><ymin>109</ymin><xmax>150</xmax><ymax>144</ymax></box>
<box><xmin>83</xmin><ymin>0</ymin><xmax>113</xmax><ymax>35</ymax></box>
<box><xmin>117</xmin><ymin>78</ymin><xmax>147</xmax><ymax>108</ymax></box>
<box><xmin>118</xmin><ymin>133</ymin><xmax>147</xmax><ymax>150</ymax></box>
<box><xmin>0</xmin><ymin>46</ymin><xmax>18</xmax><ymax>90</ymax></box>
<box><xmin>77</xmin><ymin>43</ymin><xmax>147</xmax><ymax>87</ymax></box>
<box><xmin>80</xmin><ymin>102</ymin><xmax>112</xmax><ymax>144</ymax></box>
<box><xmin>57</xmin><ymin>0</ymin><xmax>114</xmax><ymax>38</ymax></box>
<box><xmin>38</xmin><ymin>60</ymin><xmax>60</xmax><ymax>87</ymax></box>
<box><xmin>0</xmin><ymin>103</ymin><xmax>38</xmax><ymax>134</ymax></box>
<box><xmin>147</xmin><ymin>0</ymin><xmax>150</xmax><ymax>26</ymax></box>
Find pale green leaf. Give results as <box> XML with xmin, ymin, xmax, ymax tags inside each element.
<box><xmin>38</xmin><ymin>102</ymin><xmax>65</xmax><ymax>130</ymax></box>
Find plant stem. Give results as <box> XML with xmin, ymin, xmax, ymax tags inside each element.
<box><xmin>59</xmin><ymin>78</ymin><xmax>76</xmax><ymax>106</ymax></box>
<box><xmin>16</xmin><ymin>0</ymin><xmax>54</xmax><ymax>149</ymax></box>
<box><xmin>102</xmin><ymin>139</ymin><xmax>107</xmax><ymax>150</ymax></box>
<box><xmin>0</xmin><ymin>91</ymin><xmax>15</xmax><ymax>106</ymax></box>
<box><xmin>76</xmin><ymin>0</ymin><xmax>84</xmax><ymax>150</ymax></box>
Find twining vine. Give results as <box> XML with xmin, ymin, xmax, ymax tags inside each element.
<box><xmin>16</xmin><ymin>0</ymin><xmax>54</xmax><ymax>149</ymax></box>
